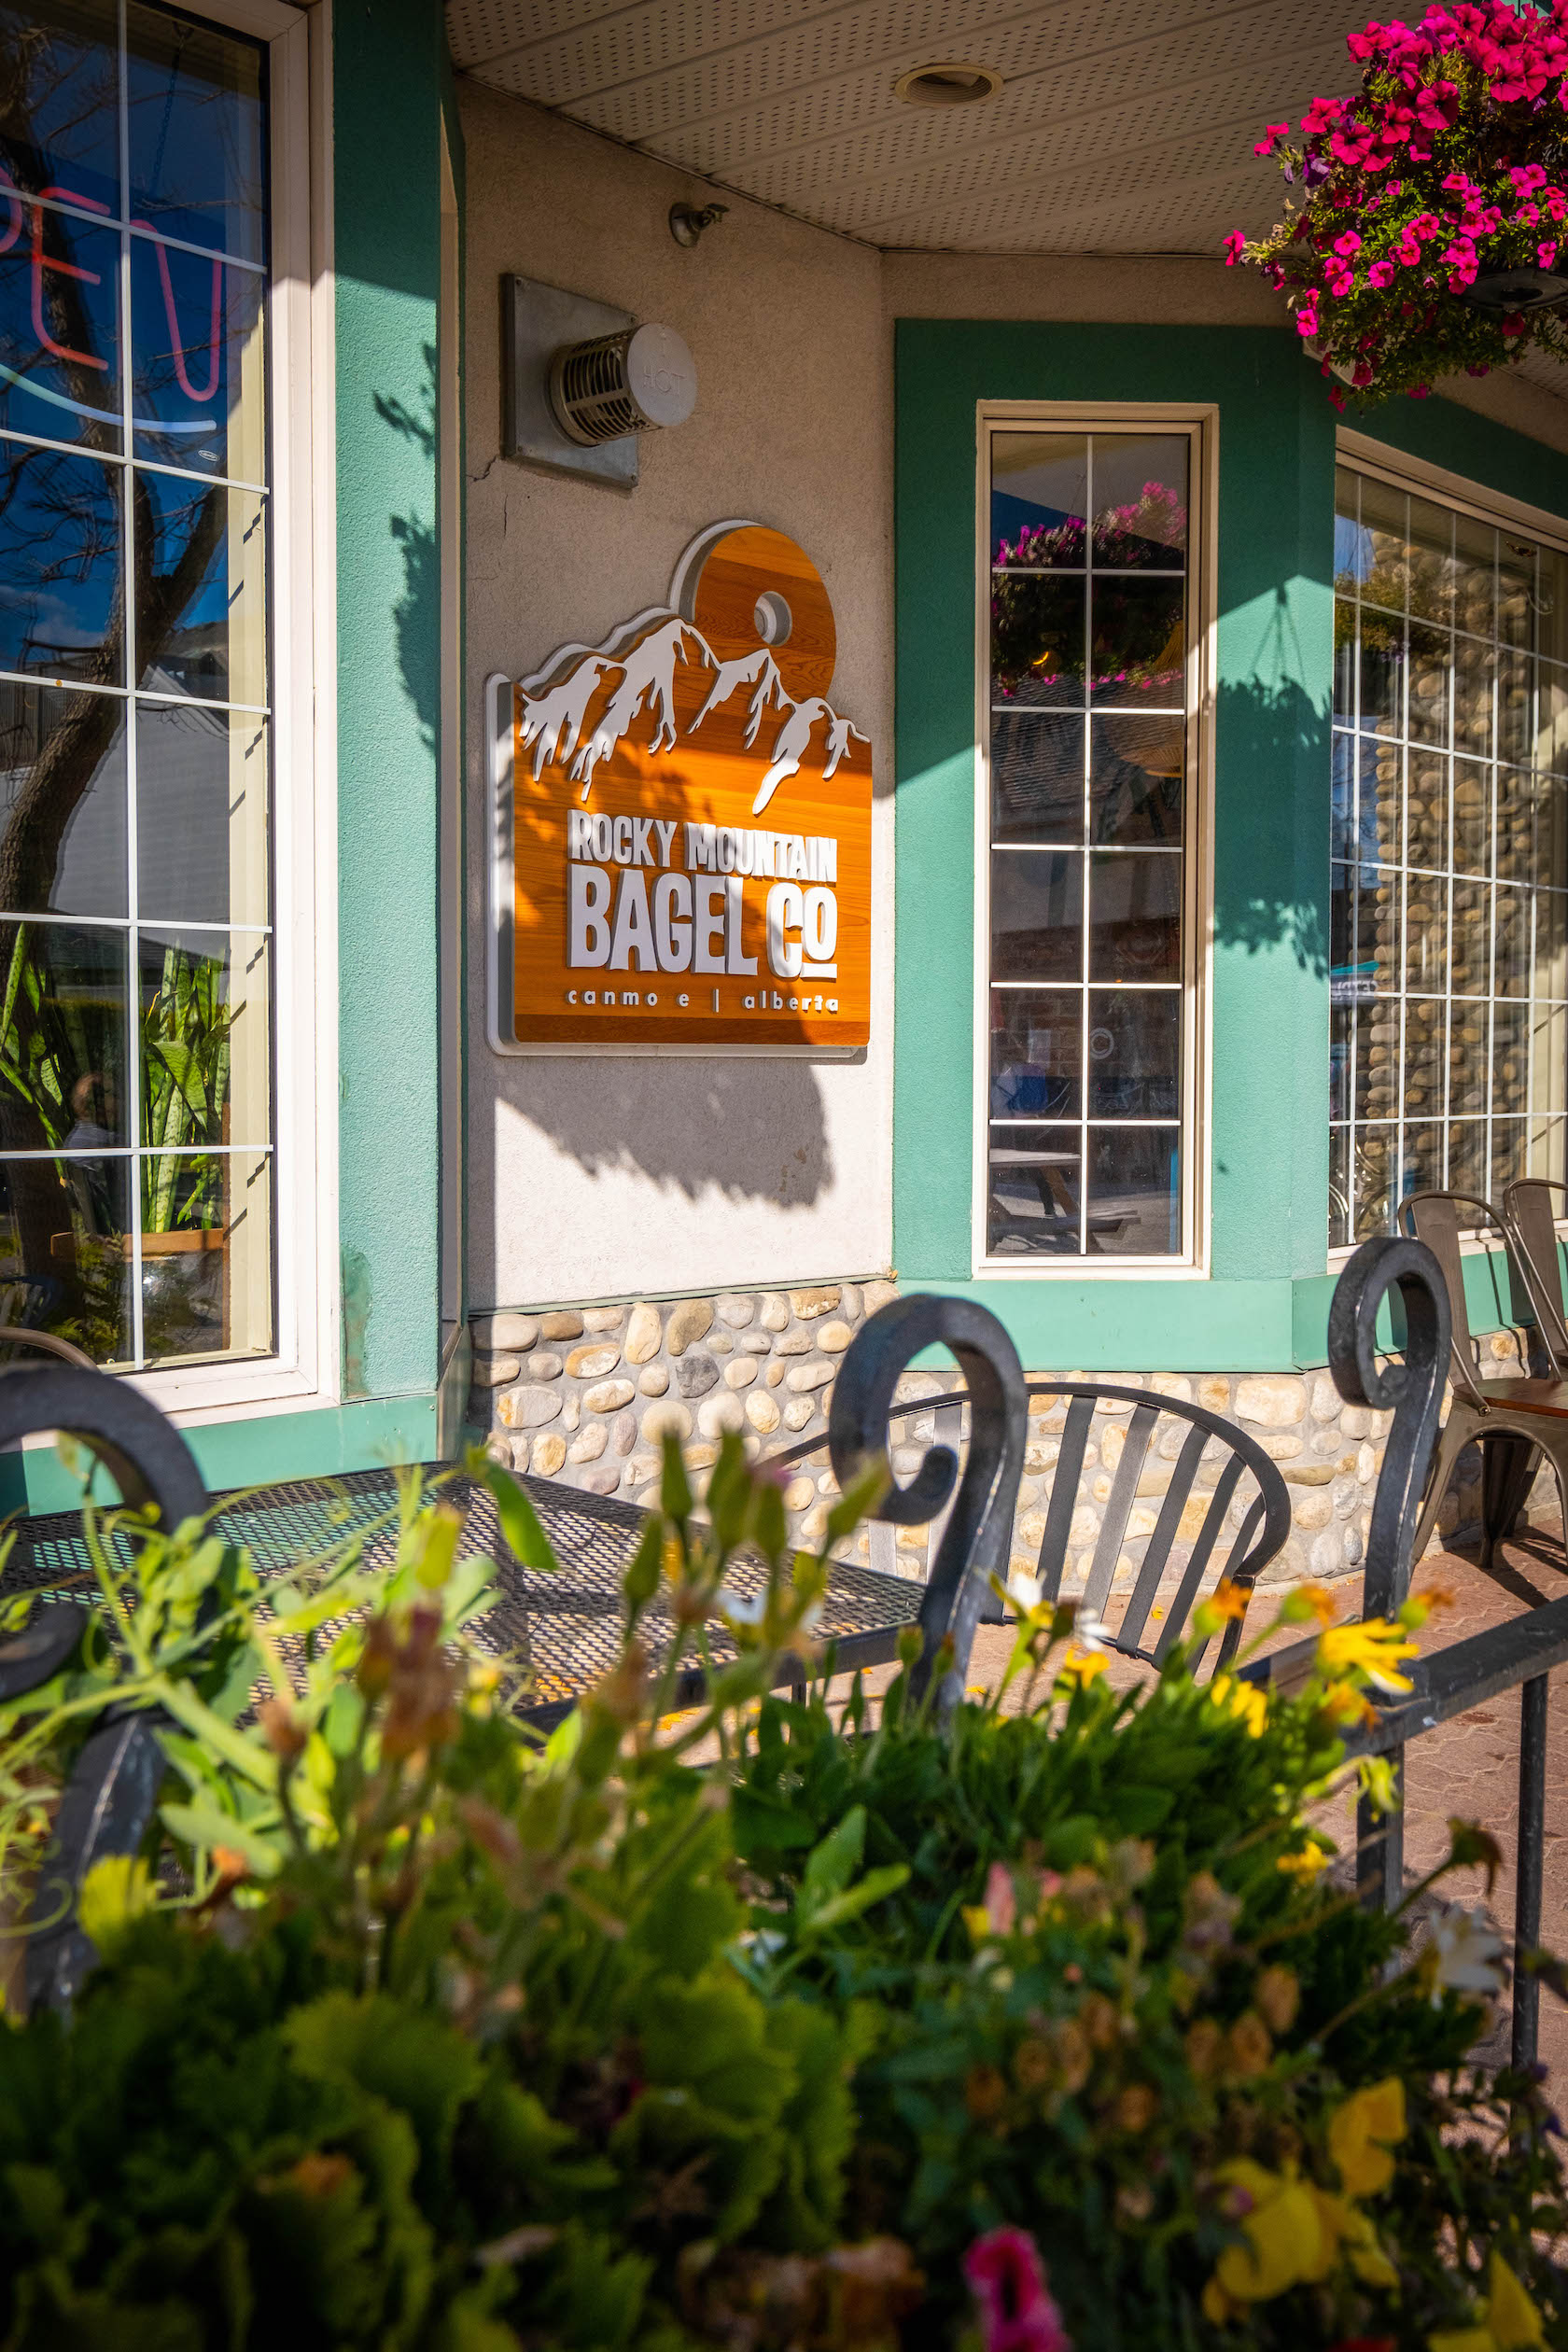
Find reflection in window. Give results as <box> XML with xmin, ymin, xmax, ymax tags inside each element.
<box><xmin>1331</xmin><ymin>468</ymin><xmax>1568</xmax><ymax>1245</ymax></box>
<box><xmin>985</xmin><ymin>428</ymin><xmax>1192</xmax><ymax>1258</ymax></box>
<box><xmin>0</xmin><ymin>1</ymin><xmax>272</xmax><ymax>1366</ymax></box>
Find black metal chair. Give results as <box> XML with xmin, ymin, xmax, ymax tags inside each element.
<box><xmin>0</xmin><ymin>1365</ymin><xmax>210</xmax><ymax>2011</ymax></box>
<box><xmin>1397</xmin><ymin>1189</ymin><xmax>1568</xmax><ymax>1571</ymax></box>
<box><xmin>780</xmin><ymin>1308</ymin><xmax>1292</xmax><ymax>1706</ymax></box>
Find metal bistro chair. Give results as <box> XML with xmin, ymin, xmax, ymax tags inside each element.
<box><xmin>774</xmin><ymin>1355</ymin><xmax>1291</xmax><ymax>1684</ymax></box>
<box><xmin>1398</xmin><ymin>1188</ymin><xmax>1568</xmax><ymax>1571</ymax></box>
<box><xmin>1502</xmin><ymin>1177</ymin><xmax>1568</xmax><ymax>1371</ymax></box>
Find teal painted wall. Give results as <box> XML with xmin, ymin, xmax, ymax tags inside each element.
<box><xmin>893</xmin><ymin>320</ymin><xmax>1568</xmax><ymax>1370</ymax></box>
<box><xmin>332</xmin><ymin>0</ymin><xmax>450</xmax><ymax>1410</ymax></box>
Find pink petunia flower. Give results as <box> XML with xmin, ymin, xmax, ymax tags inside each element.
<box><xmin>964</xmin><ymin>2229</ymin><xmax>1072</xmax><ymax>2352</ymax></box>
<box><xmin>1333</xmin><ymin>229</ymin><xmax>1362</xmax><ymax>256</ymax></box>
<box><xmin>1224</xmin><ymin>229</ymin><xmax>1247</xmax><ymax>265</ymax></box>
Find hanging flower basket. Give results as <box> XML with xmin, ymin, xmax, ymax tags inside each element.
<box><xmin>1227</xmin><ymin>2</ymin><xmax>1568</xmax><ymax>406</ymax></box>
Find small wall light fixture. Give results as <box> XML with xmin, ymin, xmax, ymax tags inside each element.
<box><xmin>669</xmin><ymin>200</ymin><xmax>729</xmax><ymax>247</ymax></box>
<box><xmin>894</xmin><ymin>60</ymin><xmax>1003</xmax><ymax>105</ymax></box>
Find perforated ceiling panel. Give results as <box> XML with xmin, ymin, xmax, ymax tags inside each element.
<box><xmin>447</xmin><ymin>0</ymin><xmax>1384</xmax><ymax>252</ymax></box>
<box><xmin>435</xmin><ymin>0</ymin><xmax>1561</xmax><ymax>408</ymax></box>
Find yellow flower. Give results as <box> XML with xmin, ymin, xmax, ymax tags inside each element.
<box><xmin>1329</xmin><ymin>2077</ymin><xmax>1407</xmax><ymax>2197</ymax></box>
<box><xmin>1056</xmin><ymin>1645</ymin><xmax>1109</xmax><ymax>1688</ymax></box>
<box><xmin>1281</xmin><ymin>1578</ymin><xmax>1339</xmax><ymax>1627</ymax></box>
<box><xmin>1314</xmin><ymin>2188</ymin><xmax>1398</xmax><ymax>2289</ymax></box>
<box><xmin>1317</xmin><ymin>1617</ymin><xmax>1419</xmax><ymax>1695</ymax></box>
<box><xmin>1210</xmin><ymin>1673</ymin><xmax>1269</xmax><ymax>1738</ymax></box>
<box><xmin>1278</xmin><ymin>1840</ymin><xmax>1331</xmax><ymax>1881</ymax></box>
<box><xmin>1212</xmin><ymin>2161</ymin><xmax>1328</xmax><ymax>2302</ymax></box>
<box><xmin>1430</xmin><ymin>2253</ymin><xmax>1547</xmax><ymax>2352</ymax></box>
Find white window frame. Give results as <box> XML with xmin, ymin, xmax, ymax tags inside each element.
<box><xmin>1330</xmin><ymin>429</ymin><xmax>1568</xmax><ymax>1267</ymax></box>
<box><xmin>971</xmin><ymin>400</ymin><xmax>1216</xmax><ymax>1281</ymax></box>
<box><xmin>121</xmin><ymin>0</ymin><xmax>337</xmax><ymax>1426</ymax></box>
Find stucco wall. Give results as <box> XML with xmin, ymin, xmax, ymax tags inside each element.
<box><xmin>461</xmin><ymin>85</ymin><xmax>894</xmax><ymax>1315</ymax></box>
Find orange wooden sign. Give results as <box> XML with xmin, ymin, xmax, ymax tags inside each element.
<box><xmin>488</xmin><ymin>522</ymin><xmax>872</xmax><ymax>1051</ymax></box>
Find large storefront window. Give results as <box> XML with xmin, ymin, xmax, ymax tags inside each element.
<box><xmin>1330</xmin><ymin>462</ymin><xmax>1568</xmax><ymax>1245</ymax></box>
<box><xmin>0</xmin><ymin>0</ymin><xmax>273</xmax><ymax>1366</ymax></box>
<box><xmin>981</xmin><ymin>422</ymin><xmax>1198</xmax><ymax>1261</ymax></box>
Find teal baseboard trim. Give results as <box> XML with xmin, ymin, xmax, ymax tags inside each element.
<box><xmin>0</xmin><ymin>1391</ymin><xmax>443</xmax><ymax>1519</ymax></box>
<box><xmin>1290</xmin><ymin>1245</ymin><xmax>1525</xmax><ymax>1369</ymax></box>
<box><xmin>899</xmin><ymin>1275</ymin><xmax>1297</xmax><ymax>1372</ymax></box>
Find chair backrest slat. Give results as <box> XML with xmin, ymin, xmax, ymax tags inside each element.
<box><xmin>1400</xmin><ymin>1189</ymin><xmax>1499</xmax><ymax>1399</ymax></box>
<box><xmin>1503</xmin><ymin>1177</ymin><xmax>1568</xmax><ymax>1373</ymax></box>
<box><xmin>1116</xmin><ymin>1421</ymin><xmax>1211</xmax><ymax>1654</ymax></box>
<box><xmin>1152</xmin><ymin>1454</ymin><xmax>1246</xmax><ymax>1663</ymax></box>
<box><xmin>1080</xmin><ymin>1401</ymin><xmax>1160</xmax><ymax>1622</ymax></box>
<box><xmin>1033</xmin><ymin>1393</ymin><xmax>1098</xmax><ymax>1603</ymax></box>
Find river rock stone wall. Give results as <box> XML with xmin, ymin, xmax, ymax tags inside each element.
<box><xmin>464</xmin><ymin>1286</ymin><xmax>1545</xmax><ymax>1589</ymax></box>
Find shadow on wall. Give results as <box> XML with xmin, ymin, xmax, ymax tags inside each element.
<box><xmin>1213</xmin><ymin>594</ymin><xmax>1331</xmax><ymax>978</ymax></box>
<box><xmin>376</xmin><ymin>353</ymin><xmax>439</xmax><ymax>757</ymax></box>
<box><xmin>512</xmin><ymin>1057</ymin><xmax>834</xmax><ymax>1207</ymax></box>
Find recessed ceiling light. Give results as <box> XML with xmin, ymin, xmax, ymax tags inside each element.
<box><xmin>894</xmin><ymin>61</ymin><xmax>1003</xmax><ymax>106</ymax></box>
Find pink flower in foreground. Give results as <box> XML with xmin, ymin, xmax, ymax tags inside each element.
<box><xmin>964</xmin><ymin>2229</ymin><xmax>1072</xmax><ymax>2352</ymax></box>
<box><xmin>1253</xmin><ymin>119</ymin><xmax>1290</xmax><ymax>156</ymax></box>
<box><xmin>1224</xmin><ymin>229</ymin><xmax>1247</xmax><ymax>265</ymax></box>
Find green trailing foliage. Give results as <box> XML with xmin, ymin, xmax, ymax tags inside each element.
<box><xmin>0</xmin><ymin>1440</ymin><xmax>1560</xmax><ymax>2350</ymax></box>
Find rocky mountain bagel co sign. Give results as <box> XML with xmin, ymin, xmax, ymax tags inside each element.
<box><xmin>488</xmin><ymin>522</ymin><xmax>873</xmax><ymax>1050</ymax></box>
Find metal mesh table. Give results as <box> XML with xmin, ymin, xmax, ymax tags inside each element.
<box><xmin>0</xmin><ymin>1465</ymin><xmax>924</xmax><ymax>1728</ymax></box>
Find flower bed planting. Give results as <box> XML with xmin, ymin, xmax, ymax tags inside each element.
<box><xmin>0</xmin><ymin>1439</ymin><xmax>1561</xmax><ymax>2347</ymax></box>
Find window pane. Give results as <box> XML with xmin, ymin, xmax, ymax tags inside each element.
<box><xmin>991</xmin><ymin>434</ymin><xmax>1087</xmax><ymax>567</ymax></box>
<box><xmin>1448</xmin><ymin>1117</ymin><xmax>1488</xmax><ymax>1201</ymax></box>
<box><xmin>1362</xmin><ymin>735</ymin><xmax>1401</xmax><ymax>864</ymax></box>
<box><xmin>990</xmin><ymin>849</ymin><xmax>1081</xmax><ymax>979</ymax></box>
<box><xmin>1085</xmin><ymin>1126</ymin><xmax>1180</xmax><ymax>1253</ymax></box>
<box><xmin>140</xmin><ymin>1147</ymin><xmax>270</xmax><ymax>1363</ymax></box>
<box><xmin>1454</xmin><ymin>635</ymin><xmax>1494</xmax><ymax>758</ymax></box>
<box><xmin>138</xmin><ymin>924</ymin><xmax>269</xmax><ymax>1153</ymax></box>
<box><xmin>136</xmin><ymin>703</ymin><xmax>267</xmax><ymax>926</ymax></box>
<box><xmin>0</xmin><ymin>917</ymin><xmax>126</xmax><ymax>1151</ymax></box>
<box><xmin>1449</xmin><ymin>1002</ymin><xmax>1488</xmax><ymax>1114</ymax></box>
<box><xmin>0</xmin><ymin>204</ymin><xmax>120</xmax><ymax>449</ymax></box>
<box><xmin>1407</xmin><ymin>621</ymin><xmax>1449</xmax><ymax>747</ymax></box>
<box><xmin>1359</xmin><ymin>476</ymin><xmax>1408</xmax><ymax>608</ymax></box>
<box><xmin>991</xmin><ymin>570</ymin><xmax>1084</xmax><ymax>707</ymax></box>
<box><xmin>1498</xmin><ymin>768</ymin><xmax>1537</xmax><ymax>883</ymax></box>
<box><xmin>987</xmin><ymin>427</ymin><xmax>1190</xmax><ymax>1259</ymax></box>
<box><xmin>0</xmin><ymin>680</ymin><xmax>125</xmax><ymax>915</ymax></box>
<box><xmin>987</xmin><ymin>1124</ymin><xmax>1080</xmax><ymax>1256</ymax></box>
<box><xmin>0</xmin><ymin>3</ymin><xmax>120</xmax><ymax>217</ymax></box>
<box><xmin>0</xmin><ymin>0</ymin><xmax>274</xmax><ymax>1372</ymax></box>
<box><xmin>126</xmin><ymin>2</ymin><xmax>264</xmax><ymax>263</ymax></box>
<box><xmin>1401</xmin><ymin>871</ymin><xmax>1441</xmax><ymax>993</ymax></box>
<box><xmin>1089</xmin><ymin>574</ymin><xmax>1183</xmax><ymax>709</ymax></box>
<box><xmin>1090</xmin><ymin>714</ymin><xmax>1182</xmax><ymax>844</ymax></box>
<box><xmin>1359</xmin><ymin>1000</ymin><xmax>1402</xmax><ymax>1123</ymax></box>
<box><xmin>0</xmin><ymin>1150</ymin><xmax>131</xmax><ymax>1361</ymax></box>
<box><xmin>990</xmin><ymin>991</ymin><xmax>1081</xmax><ymax>1120</ymax></box>
<box><xmin>1407</xmin><ymin>749</ymin><xmax>1445</xmax><ymax>869</ymax></box>
<box><xmin>1359</xmin><ymin>610</ymin><xmax>1404</xmax><ymax>738</ymax></box>
<box><xmin>0</xmin><ymin>441</ymin><xmax>121</xmax><ymax>680</ymax></box>
<box><xmin>1087</xmin><ymin>849</ymin><xmax>1181</xmax><ymax>982</ymax></box>
<box><xmin>1450</xmin><ymin>877</ymin><xmax>1491</xmax><ymax>994</ymax></box>
<box><xmin>1090</xmin><ymin>436</ymin><xmax>1187</xmax><ymax>567</ymax></box>
<box><xmin>1451</xmin><ymin>756</ymin><xmax>1489</xmax><ymax>874</ymax></box>
<box><xmin>1086</xmin><ymin>988</ymin><xmax>1180</xmax><ymax>1117</ymax></box>
<box><xmin>1408</xmin><ymin>497</ymin><xmax>1454</xmax><ymax>623</ymax></box>
<box><xmin>1401</xmin><ymin>1000</ymin><xmax>1439</xmax><ymax>1120</ymax></box>
<box><xmin>990</xmin><ymin>711</ymin><xmax>1081</xmax><ymax>841</ymax></box>
<box><xmin>1492</xmin><ymin>1001</ymin><xmax>1529</xmax><ymax>1116</ymax></box>
<box><xmin>137</xmin><ymin>472</ymin><xmax>266</xmax><ymax>704</ymax></box>
<box><xmin>1352</xmin><ymin>1124</ymin><xmax>1395</xmax><ymax>1238</ymax></box>
<box><xmin>130</xmin><ymin>232</ymin><xmax>265</xmax><ymax>479</ymax></box>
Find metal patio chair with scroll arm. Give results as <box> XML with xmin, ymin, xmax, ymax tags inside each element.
<box><xmin>777</xmin><ymin>1333</ymin><xmax>1292</xmax><ymax>1699</ymax></box>
<box><xmin>0</xmin><ymin>1363</ymin><xmax>210</xmax><ymax>2011</ymax></box>
<box><xmin>1398</xmin><ymin>1188</ymin><xmax>1568</xmax><ymax>1572</ymax></box>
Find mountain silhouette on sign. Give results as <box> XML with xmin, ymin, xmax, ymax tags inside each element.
<box><xmin>517</xmin><ymin>609</ymin><xmax>867</xmax><ymax>816</ymax></box>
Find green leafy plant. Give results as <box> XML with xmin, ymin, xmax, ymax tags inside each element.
<box><xmin>0</xmin><ymin>1446</ymin><xmax>1561</xmax><ymax>2351</ymax></box>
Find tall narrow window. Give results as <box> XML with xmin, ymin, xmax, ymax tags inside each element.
<box><xmin>1330</xmin><ymin>464</ymin><xmax>1568</xmax><ymax>1243</ymax></box>
<box><xmin>982</xmin><ymin>424</ymin><xmax>1197</xmax><ymax>1261</ymax></box>
<box><xmin>0</xmin><ymin>0</ymin><xmax>273</xmax><ymax>1366</ymax></box>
